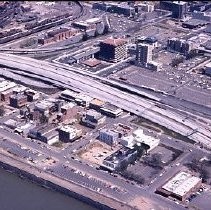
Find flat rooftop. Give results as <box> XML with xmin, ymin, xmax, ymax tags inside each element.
<box><xmin>48</xmin><ymin>28</ymin><xmax>69</xmax><ymax>37</ymax></box>
<box><xmin>59</xmin><ymin>125</ymin><xmax>80</xmax><ymax>133</ymax></box>
<box><xmin>81</xmin><ymin>58</ymin><xmax>101</xmax><ymax>67</ymax></box>
<box><xmin>173</xmin><ymin>1</ymin><xmax>187</xmax><ymax>5</ymax></box>
<box><xmin>101</xmin><ymin>37</ymin><xmax>127</xmax><ymax>47</ymax></box>
<box><xmin>10</xmin><ymin>94</ymin><xmax>27</xmax><ymax>100</ymax></box>
<box><xmin>183</xmin><ymin>18</ymin><xmax>209</xmax><ymax>27</ymax></box>
<box><xmin>90</xmin><ymin>98</ymin><xmax>105</xmax><ymax>106</ymax></box>
<box><xmin>162</xmin><ymin>171</ymin><xmax>201</xmax><ymax>197</ymax></box>
<box><xmin>104</xmin><ymin>147</ymin><xmax>137</xmax><ymax>163</ymax></box>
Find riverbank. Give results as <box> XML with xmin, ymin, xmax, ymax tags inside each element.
<box><xmin>0</xmin><ymin>167</ymin><xmax>97</xmax><ymax>210</ymax></box>
<box><xmin>0</xmin><ymin>152</ymin><xmax>135</xmax><ymax>210</ymax></box>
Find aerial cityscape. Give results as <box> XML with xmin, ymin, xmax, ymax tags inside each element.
<box><xmin>0</xmin><ymin>1</ymin><xmax>211</xmax><ymax>210</ymax></box>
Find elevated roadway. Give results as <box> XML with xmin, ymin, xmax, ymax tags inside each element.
<box><xmin>0</xmin><ymin>53</ymin><xmax>211</xmax><ymax>148</ymax></box>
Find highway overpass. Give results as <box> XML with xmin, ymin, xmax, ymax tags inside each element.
<box><xmin>0</xmin><ymin>53</ymin><xmax>211</xmax><ymax>148</ymax></box>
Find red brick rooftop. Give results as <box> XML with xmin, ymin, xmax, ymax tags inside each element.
<box><xmin>101</xmin><ymin>37</ymin><xmax>127</xmax><ymax>47</ymax></box>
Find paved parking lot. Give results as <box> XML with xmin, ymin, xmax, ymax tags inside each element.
<box><xmin>189</xmin><ymin>190</ymin><xmax>211</xmax><ymax>210</ymax></box>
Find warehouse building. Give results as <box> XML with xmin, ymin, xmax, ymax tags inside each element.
<box><xmin>38</xmin><ymin>28</ymin><xmax>80</xmax><ymax>45</ymax></box>
<box><xmin>99</xmin><ymin>37</ymin><xmax>128</xmax><ymax>63</ymax></box>
<box><xmin>72</xmin><ymin>17</ymin><xmax>107</xmax><ymax>37</ymax></box>
<box><xmin>0</xmin><ymin>81</ymin><xmax>17</xmax><ymax>93</ymax></box>
<box><xmin>4</xmin><ymin>119</ymin><xmax>19</xmax><ymax>129</ymax></box>
<box><xmin>60</xmin><ymin>89</ymin><xmax>78</xmax><ymax>102</ymax></box>
<box><xmin>70</xmin><ymin>46</ymin><xmax>100</xmax><ymax>64</ymax></box>
<box><xmin>28</xmin><ymin>125</ymin><xmax>57</xmax><ymax>143</ymax></box>
<box><xmin>156</xmin><ymin>171</ymin><xmax>202</xmax><ymax>201</ymax></box>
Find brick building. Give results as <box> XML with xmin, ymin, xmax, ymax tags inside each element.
<box><xmin>99</xmin><ymin>37</ymin><xmax>128</xmax><ymax>63</ymax></box>
<box><xmin>10</xmin><ymin>94</ymin><xmax>28</xmax><ymax>108</ymax></box>
<box><xmin>38</xmin><ymin>28</ymin><xmax>80</xmax><ymax>45</ymax></box>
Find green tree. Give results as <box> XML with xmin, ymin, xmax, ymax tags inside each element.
<box><xmin>40</xmin><ymin>115</ymin><xmax>48</xmax><ymax>124</ymax></box>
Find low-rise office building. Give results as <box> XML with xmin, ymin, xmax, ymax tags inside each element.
<box><xmin>0</xmin><ymin>80</ymin><xmax>17</xmax><ymax>102</ymax></box>
<box><xmin>147</xmin><ymin>61</ymin><xmax>162</xmax><ymax>71</ymax></box>
<box><xmin>135</xmin><ymin>36</ymin><xmax>158</xmax><ymax>48</ymax></box>
<box><xmin>58</xmin><ymin>125</ymin><xmax>82</xmax><ymax>143</ymax></box>
<box><xmin>61</xmin><ymin>102</ymin><xmax>77</xmax><ymax>114</ymax></box>
<box><xmin>99</xmin><ymin>128</ymin><xmax>119</xmax><ymax>146</ymax></box>
<box><xmin>113</xmin><ymin>123</ymin><xmax>133</xmax><ymax>138</ymax></box>
<box><xmin>34</xmin><ymin>98</ymin><xmax>64</xmax><ymax>115</ymax></box>
<box><xmin>81</xmin><ymin>58</ymin><xmax>101</xmax><ymax>67</ymax></box>
<box><xmin>58</xmin><ymin>102</ymin><xmax>78</xmax><ymax>122</ymax></box>
<box><xmin>29</xmin><ymin>110</ymin><xmax>42</xmax><ymax>122</ymax></box>
<box><xmin>81</xmin><ymin>109</ymin><xmax>106</xmax><ymax>128</ymax></box>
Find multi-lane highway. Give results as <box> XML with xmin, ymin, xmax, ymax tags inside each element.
<box><xmin>0</xmin><ymin>53</ymin><xmax>211</xmax><ymax>148</ymax></box>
